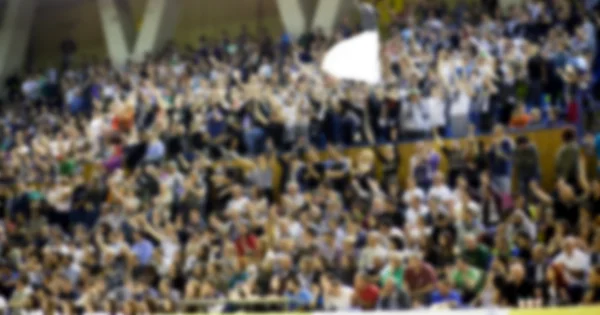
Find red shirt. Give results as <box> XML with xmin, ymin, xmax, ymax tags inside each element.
<box><xmin>405</xmin><ymin>262</ymin><xmax>437</xmax><ymax>292</ymax></box>
<box><xmin>356</xmin><ymin>284</ymin><xmax>380</xmax><ymax>309</ymax></box>
<box><xmin>235</xmin><ymin>234</ymin><xmax>258</xmax><ymax>256</ymax></box>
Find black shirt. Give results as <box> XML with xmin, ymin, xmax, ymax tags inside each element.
<box><xmin>527</xmin><ymin>54</ymin><xmax>544</xmax><ymax>81</ymax></box>
<box><xmin>552</xmin><ymin>196</ymin><xmax>580</xmax><ymax>230</ymax></box>
<box><xmin>500</xmin><ymin>278</ymin><xmax>535</xmax><ymax>306</ymax></box>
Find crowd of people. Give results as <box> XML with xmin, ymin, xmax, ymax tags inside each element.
<box><xmin>1</xmin><ymin>0</ymin><xmax>600</xmax><ymax>314</ymax></box>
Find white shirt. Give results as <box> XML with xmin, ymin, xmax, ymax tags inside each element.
<box><xmin>405</xmin><ymin>204</ymin><xmax>429</xmax><ymax>225</ymax></box>
<box><xmin>424</xmin><ymin>97</ymin><xmax>447</xmax><ymax>127</ymax></box>
<box><xmin>161</xmin><ymin>240</ymin><xmax>180</xmax><ymax>272</ymax></box>
<box><xmin>403</xmin><ymin>187</ymin><xmax>425</xmax><ymax>204</ymax></box>
<box><xmin>22</xmin><ymin>79</ymin><xmax>39</xmax><ymax>99</ymax></box>
<box><xmin>553</xmin><ymin>249</ymin><xmax>591</xmax><ymax>285</ymax></box>
<box><xmin>450</xmin><ymin>91</ymin><xmax>471</xmax><ymax>116</ymax></box>
<box><xmin>46</xmin><ymin>185</ymin><xmax>72</xmax><ymax>212</ymax></box>
<box><xmin>428</xmin><ymin>184</ymin><xmax>453</xmax><ymax>202</ymax></box>
<box><xmin>226</xmin><ymin>196</ymin><xmax>249</xmax><ymax>214</ymax></box>
<box><xmin>324</xmin><ymin>286</ymin><xmax>354</xmax><ymax>311</ymax></box>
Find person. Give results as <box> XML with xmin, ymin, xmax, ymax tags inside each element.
<box><xmin>321</xmin><ymin>274</ymin><xmax>354</xmax><ymax>311</ymax></box>
<box><xmin>498</xmin><ymin>262</ymin><xmax>535</xmax><ymax>307</ymax></box>
<box><xmin>487</xmin><ymin>125</ymin><xmax>514</xmax><ymax>195</ymax></box>
<box><xmin>404</xmin><ymin>254</ymin><xmax>437</xmax><ymax>304</ymax></box>
<box><xmin>353</xmin><ymin>272</ymin><xmax>380</xmax><ymax>310</ymax></box>
<box><xmin>555</xmin><ymin>128</ymin><xmax>582</xmax><ymax>190</ymax></box>
<box><xmin>552</xmin><ymin>237</ymin><xmax>592</xmax><ymax>303</ymax></box>
<box><xmin>513</xmin><ymin>135</ymin><xmax>540</xmax><ymax>195</ymax></box>
<box><xmin>429</xmin><ymin>276</ymin><xmax>462</xmax><ymax>309</ymax></box>
<box><xmin>2</xmin><ymin>0</ymin><xmax>600</xmax><ymax>313</ymax></box>
<box><xmin>284</xmin><ymin>276</ymin><xmax>314</xmax><ymax>311</ymax></box>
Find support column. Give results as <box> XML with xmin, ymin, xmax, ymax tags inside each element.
<box><xmin>97</xmin><ymin>0</ymin><xmax>135</xmax><ymax>66</ymax></box>
<box><xmin>131</xmin><ymin>0</ymin><xmax>180</xmax><ymax>62</ymax></box>
<box><xmin>276</xmin><ymin>0</ymin><xmax>308</xmax><ymax>38</ymax></box>
<box><xmin>311</xmin><ymin>0</ymin><xmax>351</xmax><ymax>36</ymax></box>
<box><xmin>0</xmin><ymin>0</ymin><xmax>36</xmax><ymax>81</ymax></box>
<box><xmin>277</xmin><ymin>0</ymin><xmax>352</xmax><ymax>38</ymax></box>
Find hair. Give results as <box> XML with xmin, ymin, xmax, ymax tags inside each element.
<box><xmin>516</xmin><ymin>135</ymin><xmax>529</xmax><ymax>145</ymax></box>
<box><xmin>562</xmin><ymin>127</ymin><xmax>576</xmax><ymax>142</ymax></box>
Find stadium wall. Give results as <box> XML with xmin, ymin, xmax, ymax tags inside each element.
<box><xmin>269</xmin><ymin>126</ymin><xmax>567</xmax><ymax>199</ymax></box>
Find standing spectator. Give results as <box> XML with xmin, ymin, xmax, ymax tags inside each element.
<box><xmin>513</xmin><ymin>135</ymin><xmax>540</xmax><ymax>195</ymax></box>
<box><xmin>487</xmin><ymin>125</ymin><xmax>514</xmax><ymax>195</ymax></box>
<box><xmin>555</xmin><ymin>128</ymin><xmax>581</xmax><ymax>189</ymax></box>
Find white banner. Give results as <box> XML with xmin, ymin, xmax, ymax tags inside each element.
<box><xmin>321</xmin><ymin>30</ymin><xmax>382</xmax><ymax>85</ymax></box>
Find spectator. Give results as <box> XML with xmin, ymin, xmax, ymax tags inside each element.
<box><xmin>555</xmin><ymin>128</ymin><xmax>581</xmax><ymax>189</ymax></box>
<box><xmin>429</xmin><ymin>276</ymin><xmax>462</xmax><ymax>309</ymax></box>
<box><xmin>513</xmin><ymin>135</ymin><xmax>540</xmax><ymax>195</ymax></box>
<box><xmin>498</xmin><ymin>262</ymin><xmax>535</xmax><ymax>307</ymax></box>
<box><xmin>552</xmin><ymin>237</ymin><xmax>592</xmax><ymax>303</ymax></box>
<box><xmin>461</xmin><ymin>234</ymin><xmax>492</xmax><ymax>271</ymax></box>
<box><xmin>1</xmin><ymin>0</ymin><xmax>599</xmax><ymax>313</ymax></box>
<box><xmin>487</xmin><ymin>125</ymin><xmax>514</xmax><ymax>195</ymax></box>
<box><xmin>404</xmin><ymin>254</ymin><xmax>437</xmax><ymax>303</ymax></box>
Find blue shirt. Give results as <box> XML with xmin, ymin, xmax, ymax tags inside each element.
<box><xmin>132</xmin><ymin>239</ymin><xmax>154</xmax><ymax>265</ymax></box>
<box><xmin>488</xmin><ymin>138</ymin><xmax>513</xmax><ymax>176</ymax></box>
<box><xmin>144</xmin><ymin>140</ymin><xmax>165</xmax><ymax>162</ymax></box>
<box><xmin>430</xmin><ymin>289</ymin><xmax>462</xmax><ymax>307</ymax></box>
<box><xmin>286</xmin><ymin>288</ymin><xmax>313</xmax><ymax>310</ymax></box>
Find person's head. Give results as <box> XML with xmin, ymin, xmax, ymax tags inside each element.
<box><xmin>516</xmin><ymin>135</ymin><xmax>530</xmax><ymax>148</ymax></box>
<box><xmin>286</xmin><ymin>181</ymin><xmax>299</xmax><ymax>195</ymax></box>
<box><xmin>456</xmin><ymin>257</ymin><xmax>469</xmax><ymax>272</ymax></box>
<box><xmin>509</xmin><ymin>262</ymin><xmax>526</xmax><ymax>282</ymax></box>
<box><xmin>231</xmin><ymin>184</ymin><xmax>243</xmax><ymax>198</ymax></box>
<box><xmin>367</xmin><ymin>231</ymin><xmax>379</xmax><ymax>247</ymax></box>
<box><xmin>389</xmin><ymin>252</ymin><xmax>403</xmax><ymax>269</ymax></box>
<box><xmin>464</xmin><ymin>233</ymin><xmax>477</xmax><ymax>250</ymax></box>
<box><xmin>561</xmin><ymin>127</ymin><xmax>576</xmax><ymax>143</ymax></box>
<box><xmin>562</xmin><ymin>236</ymin><xmax>577</xmax><ymax>255</ymax></box>
<box><xmin>285</xmin><ymin>276</ymin><xmax>301</xmax><ymax>292</ymax></box>
<box><xmin>437</xmin><ymin>276</ymin><xmax>452</xmax><ymax>295</ymax></box>
<box><xmin>407</xmin><ymin>254</ymin><xmax>422</xmax><ymax>269</ymax></box>
<box><xmin>354</xmin><ymin>272</ymin><xmax>370</xmax><ymax>289</ymax></box>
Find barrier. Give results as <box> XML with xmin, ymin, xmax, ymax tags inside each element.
<box><xmin>510</xmin><ymin>305</ymin><xmax>600</xmax><ymax>315</ymax></box>
<box><xmin>16</xmin><ymin>304</ymin><xmax>600</xmax><ymax>314</ymax></box>
<box><xmin>272</xmin><ymin>126</ymin><xmax>567</xmax><ymax>199</ymax></box>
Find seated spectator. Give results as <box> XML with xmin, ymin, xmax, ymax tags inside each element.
<box><xmin>461</xmin><ymin>234</ymin><xmax>491</xmax><ymax>271</ymax></box>
<box><xmin>552</xmin><ymin>237</ymin><xmax>592</xmax><ymax>303</ymax></box>
<box><xmin>321</xmin><ymin>274</ymin><xmax>354</xmax><ymax>311</ymax></box>
<box><xmin>498</xmin><ymin>262</ymin><xmax>535</xmax><ymax>306</ymax></box>
<box><xmin>353</xmin><ymin>272</ymin><xmax>380</xmax><ymax>310</ymax></box>
<box><xmin>404</xmin><ymin>254</ymin><xmax>437</xmax><ymax>303</ymax></box>
<box><xmin>429</xmin><ymin>276</ymin><xmax>462</xmax><ymax>309</ymax></box>
<box><xmin>449</xmin><ymin>257</ymin><xmax>485</xmax><ymax>303</ymax></box>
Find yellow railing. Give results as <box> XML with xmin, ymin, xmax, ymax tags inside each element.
<box><xmin>272</xmin><ymin>126</ymin><xmax>567</xmax><ymax>199</ymax></box>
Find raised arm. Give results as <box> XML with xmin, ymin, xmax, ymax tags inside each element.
<box><xmin>529</xmin><ymin>180</ymin><xmax>553</xmax><ymax>205</ymax></box>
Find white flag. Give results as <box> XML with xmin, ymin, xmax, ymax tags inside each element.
<box><xmin>321</xmin><ymin>30</ymin><xmax>381</xmax><ymax>85</ymax></box>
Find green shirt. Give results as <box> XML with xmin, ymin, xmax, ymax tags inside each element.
<box><xmin>451</xmin><ymin>267</ymin><xmax>483</xmax><ymax>292</ymax></box>
<box><xmin>462</xmin><ymin>245</ymin><xmax>491</xmax><ymax>270</ymax></box>
<box><xmin>59</xmin><ymin>159</ymin><xmax>78</xmax><ymax>176</ymax></box>
<box><xmin>380</xmin><ymin>265</ymin><xmax>405</xmax><ymax>290</ymax></box>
